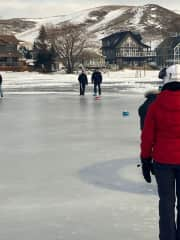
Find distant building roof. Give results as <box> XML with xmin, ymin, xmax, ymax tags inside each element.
<box><xmin>101</xmin><ymin>31</ymin><xmax>150</xmax><ymax>48</ymax></box>
<box><xmin>0</xmin><ymin>35</ymin><xmax>19</xmax><ymax>44</ymax></box>
<box><xmin>157</xmin><ymin>36</ymin><xmax>180</xmax><ymax>49</ymax></box>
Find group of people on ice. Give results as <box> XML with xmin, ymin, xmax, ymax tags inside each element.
<box><xmin>78</xmin><ymin>69</ymin><xmax>102</xmax><ymax>97</ymax></box>
<box><xmin>139</xmin><ymin>64</ymin><xmax>180</xmax><ymax>240</ymax></box>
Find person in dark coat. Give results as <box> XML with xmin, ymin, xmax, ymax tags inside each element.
<box><xmin>138</xmin><ymin>89</ymin><xmax>159</xmax><ymax>130</ymax></box>
<box><xmin>0</xmin><ymin>73</ymin><xmax>3</xmax><ymax>98</ymax></box>
<box><xmin>91</xmin><ymin>69</ymin><xmax>102</xmax><ymax>96</ymax></box>
<box><xmin>140</xmin><ymin>64</ymin><xmax>180</xmax><ymax>240</ymax></box>
<box><xmin>78</xmin><ymin>70</ymin><xmax>88</xmax><ymax>96</ymax></box>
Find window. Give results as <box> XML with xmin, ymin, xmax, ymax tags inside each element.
<box><xmin>121</xmin><ymin>37</ymin><xmax>138</xmax><ymax>48</ymax></box>
<box><xmin>174</xmin><ymin>43</ymin><xmax>180</xmax><ymax>64</ymax></box>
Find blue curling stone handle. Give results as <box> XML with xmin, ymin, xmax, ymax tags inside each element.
<box><xmin>122</xmin><ymin>111</ymin><xmax>129</xmax><ymax>116</ymax></box>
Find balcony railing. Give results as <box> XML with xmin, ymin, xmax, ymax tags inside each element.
<box><xmin>116</xmin><ymin>49</ymin><xmax>156</xmax><ymax>57</ymax></box>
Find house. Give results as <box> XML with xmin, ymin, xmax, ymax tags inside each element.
<box><xmin>0</xmin><ymin>35</ymin><xmax>21</xmax><ymax>68</ymax></box>
<box><xmin>79</xmin><ymin>49</ymin><xmax>105</xmax><ymax>69</ymax></box>
<box><xmin>102</xmin><ymin>31</ymin><xmax>156</xmax><ymax>68</ymax></box>
<box><xmin>156</xmin><ymin>35</ymin><xmax>180</xmax><ymax>67</ymax></box>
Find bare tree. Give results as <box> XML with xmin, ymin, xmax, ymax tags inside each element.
<box><xmin>48</xmin><ymin>23</ymin><xmax>88</xmax><ymax>73</ymax></box>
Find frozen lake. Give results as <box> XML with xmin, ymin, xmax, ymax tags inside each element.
<box><xmin>0</xmin><ymin>94</ymin><xmax>158</xmax><ymax>240</ymax></box>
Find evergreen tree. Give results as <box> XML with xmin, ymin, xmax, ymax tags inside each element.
<box><xmin>33</xmin><ymin>25</ymin><xmax>55</xmax><ymax>72</ymax></box>
<box><xmin>38</xmin><ymin>25</ymin><xmax>47</xmax><ymax>43</ymax></box>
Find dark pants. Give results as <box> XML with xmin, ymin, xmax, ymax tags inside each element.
<box><xmin>94</xmin><ymin>82</ymin><xmax>101</xmax><ymax>95</ymax></box>
<box><xmin>0</xmin><ymin>85</ymin><xmax>3</xmax><ymax>98</ymax></box>
<box><xmin>79</xmin><ymin>82</ymin><xmax>86</xmax><ymax>95</ymax></box>
<box><xmin>154</xmin><ymin>162</ymin><xmax>180</xmax><ymax>240</ymax></box>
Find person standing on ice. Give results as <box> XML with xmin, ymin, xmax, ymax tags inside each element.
<box><xmin>140</xmin><ymin>64</ymin><xmax>180</xmax><ymax>240</ymax></box>
<box><xmin>0</xmin><ymin>73</ymin><xmax>3</xmax><ymax>98</ymax></box>
<box><xmin>91</xmin><ymin>69</ymin><xmax>102</xmax><ymax>96</ymax></box>
<box><xmin>78</xmin><ymin>70</ymin><xmax>88</xmax><ymax>96</ymax></box>
<box><xmin>138</xmin><ymin>89</ymin><xmax>159</xmax><ymax>130</ymax></box>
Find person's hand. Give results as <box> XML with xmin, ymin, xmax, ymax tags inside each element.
<box><xmin>141</xmin><ymin>157</ymin><xmax>154</xmax><ymax>183</ymax></box>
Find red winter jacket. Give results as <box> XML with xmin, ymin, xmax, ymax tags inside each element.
<box><xmin>141</xmin><ymin>89</ymin><xmax>180</xmax><ymax>164</ymax></box>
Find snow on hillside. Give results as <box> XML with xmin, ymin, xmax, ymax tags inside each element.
<box><xmin>15</xmin><ymin>5</ymin><xmax>157</xmax><ymax>44</ymax></box>
<box><xmin>128</xmin><ymin>6</ymin><xmax>148</xmax><ymax>32</ymax></box>
<box><xmin>15</xmin><ymin>4</ymin><xmax>177</xmax><ymax>50</ymax></box>
<box><xmin>17</xmin><ymin>8</ymin><xmax>98</xmax><ymax>43</ymax></box>
<box><xmin>69</xmin><ymin>8</ymin><xmax>94</xmax><ymax>24</ymax></box>
<box><xmin>88</xmin><ymin>8</ymin><xmax>128</xmax><ymax>32</ymax></box>
<box><xmin>174</xmin><ymin>10</ymin><xmax>180</xmax><ymax>14</ymax></box>
<box><xmin>16</xmin><ymin>15</ymin><xmax>71</xmax><ymax>43</ymax></box>
<box><xmin>130</xmin><ymin>7</ymin><xmax>144</xmax><ymax>26</ymax></box>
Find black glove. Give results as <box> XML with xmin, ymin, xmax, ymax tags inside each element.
<box><xmin>141</xmin><ymin>157</ymin><xmax>154</xmax><ymax>183</ymax></box>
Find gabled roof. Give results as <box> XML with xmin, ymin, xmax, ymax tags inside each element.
<box><xmin>157</xmin><ymin>36</ymin><xmax>180</xmax><ymax>49</ymax></box>
<box><xmin>101</xmin><ymin>31</ymin><xmax>150</xmax><ymax>48</ymax></box>
<box><xmin>0</xmin><ymin>35</ymin><xmax>19</xmax><ymax>44</ymax></box>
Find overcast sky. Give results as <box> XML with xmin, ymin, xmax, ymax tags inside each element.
<box><xmin>0</xmin><ymin>0</ymin><xmax>180</xmax><ymax>19</ymax></box>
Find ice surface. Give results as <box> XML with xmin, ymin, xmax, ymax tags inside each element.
<box><xmin>0</xmin><ymin>94</ymin><xmax>159</xmax><ymax>240</ymax></box>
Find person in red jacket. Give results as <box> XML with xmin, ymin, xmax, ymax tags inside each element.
<box><xmin>140</xmin><ymin>64</ymin><xmax>180</xmax><ymax>240</ymax></box>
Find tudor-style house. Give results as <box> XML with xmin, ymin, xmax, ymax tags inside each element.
<box><xmin>156</xmin><ymin>35</ymin><xmax>180</xmax><ymax>67</ymax></box>
<box><xmin>102</xmin><ymin>31</ymin><xmax>156</xmax><ymax>67</ymax></box>
<box><xmin>0</xmin><ymin>35</ymin><xmax>21</xmax><ymax>67</ymax></box>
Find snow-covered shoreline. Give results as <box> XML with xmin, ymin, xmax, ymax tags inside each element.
<box><xmin>1</xmin><ymin>69</ymin><xmax>162</xmax><ymax>94</ymax></box>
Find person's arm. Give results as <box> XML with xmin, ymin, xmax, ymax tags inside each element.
<box><xmin>100</xmin><ymin>72</ymin><xmax>102</xmax><ymax>83</ymax></box>
<box><xmin>91</xmin><ymin>73</ymin><xmax>94</xmax><ymax>83</ymax></box>
<box><xmin>85</xmin><ymin>75</ymin><xmax>88</xmax><ymax>85</ymax></box>
<box><xmin>140</xmin><ymin>103</ymin><xmax>156</xmax><ymax>183</ymax></box>
<box><xmin>138</xmin><ymin>104</ymin><xmax>145</xmax><ymax>131</ymax></box>
<box><xmin>140</xmin><ymin>103</ymin><xmax>156</xmax><ymax>159</ymax></box>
